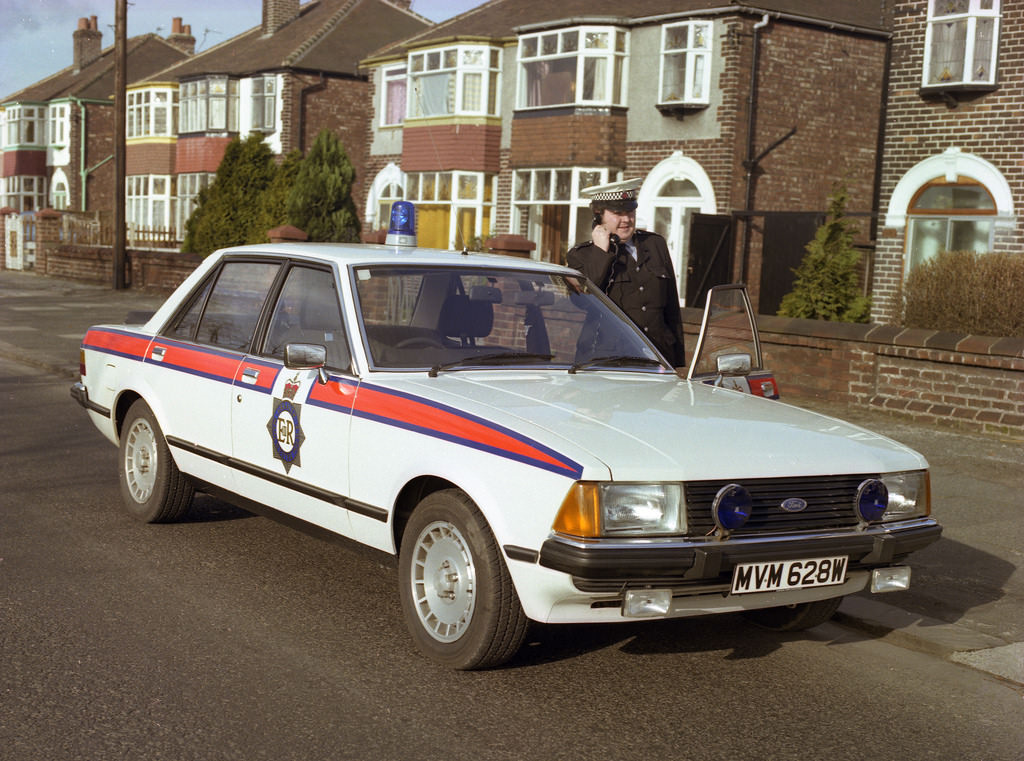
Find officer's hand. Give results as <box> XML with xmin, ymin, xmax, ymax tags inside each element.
<box><xmin>591</xmin><ymin>225</ymin><xmax>612</xmax><ymax>252</ymax></box>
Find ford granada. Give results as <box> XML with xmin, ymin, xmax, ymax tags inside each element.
<box><xmin>71</xmin><ymin>238</ymin><xmax>941</xmax><ymax>669</ymax></box>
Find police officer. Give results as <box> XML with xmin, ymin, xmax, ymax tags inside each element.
<box><xmin>567</xmin><ymin>178</ymin><xmax>686</xmax><ymax>367</ymax></box>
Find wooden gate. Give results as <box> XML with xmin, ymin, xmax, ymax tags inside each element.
<box><xmin>4</xmin><ymin>213</ymin><xmax>35</xmax><ymax>270</ymax></box>
<box><xmin>686</xmin><ymin>213</ymin><xmax>733</xmax><ymax>308</ymax></box>
<box><xmin>757</xmin><ymin>212</ymin><xmax>824</xmax><ymax>315</ymax></box>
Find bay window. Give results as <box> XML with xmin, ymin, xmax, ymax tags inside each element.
<box><xmin>5</xmin><ymin>105</ymin><xmax>45</xmax><ymax>147</ymax></box>
<box><xmin>518</xmin><ymin>27</ymin><xmax>627</xmax><ymax>109</ymax></box>
<box><xmin>408</xmin><ymin>45</ymin><xmax>501</xmax><ymax>119</ymax></box>
<box><xmin>923</xmin><ymin>0</ymin><xmax>1000</xmax><ymax>88</ymax></box>
<box><xmin>405</xmin><ymin>170</ymin><xmax>495</xmax><ymax>249</ymax></box>
<box><xmin>128</xmin><ymin>87</ymin><xmax>175</xmax><ymax>138</ymax></box>
<box><xmin>127</xmin><ymin>175</ymin><xmax>175</xmax><ymax>231</ymax></box>
<box><xmin>179</xmin><ymin>77</ymin><xmax>239</xmax><ymax>134</ymax></box>
<box><xmin>512</xmin><ymin>167</ymin><xmax>613</xmax><ymax>262</ymax></box>
<box><xmin>176</xmin><ymin>172</ymin><xmax>214</xmax><ymax>236</ymax></box>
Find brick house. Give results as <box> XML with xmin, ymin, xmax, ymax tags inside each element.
<box><xmin>125</xmin><ymin>0</ymin><xmax>431</xmax><ymax>239</ymax></box>
<box><xmin>871</xmin><ymin>0</ymin><xmax>1020</xmax><ymax>324</ymax></box>
<box><xmin>0</xmin><ymin>16</ymin><xmax>194</xmax><ymax>214</ymax></box>
<box><xmin>360</xmin><ymin>0</ymin><xmax>892</xmax><ymax>309</ymax></box>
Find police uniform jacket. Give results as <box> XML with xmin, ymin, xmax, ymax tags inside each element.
<box><xmin>567</xmin><ymin>229</ymin><xmax>686</xmax><ymax>367</ymax></box>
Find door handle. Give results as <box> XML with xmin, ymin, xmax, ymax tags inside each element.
<box><xmin>241</xmin><ymin>368</ymin><xmax>260</xmax><ymax>384</ymax></box>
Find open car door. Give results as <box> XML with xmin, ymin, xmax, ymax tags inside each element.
<box><xmin>686</xmin><ymin>283</ymin><xmax>780</xmax><ymax>399</ymax></box>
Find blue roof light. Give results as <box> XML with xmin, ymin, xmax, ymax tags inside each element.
<box><xmin>385</xmin><ymin>201</ymin><xmax>417</xmax><ymax>247</ymax></box>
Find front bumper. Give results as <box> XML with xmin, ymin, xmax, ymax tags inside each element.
<box><xmin>537</xmin><ymin>519</ymin><xmax>942</xmax><ymax>593</ymax></box>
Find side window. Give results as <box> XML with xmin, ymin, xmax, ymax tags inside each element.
<box><xmin>263</xmin><ymin>266</ymin><xmax>351</xmax><ymax>371</ymax></box>
<box><xmin>168</xmin><ymin>276</ymin><xmax>215</xmax><ymax>341</ymax></box>
<box><xmin>193</xmin><ymin>261</ymin><xmax>280</xmax><ymax>351</ymax></box>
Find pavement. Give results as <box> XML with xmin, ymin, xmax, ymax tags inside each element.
<box><xmin>1</xmin><ymin>267</ymin><xmax>1022</xmax><ymax>688</ymax></box>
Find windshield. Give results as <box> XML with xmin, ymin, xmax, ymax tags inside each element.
<box><xmin>353</xmin><ymin>265</ymin><xmax>667</xmax><ymax>373</ymax></box>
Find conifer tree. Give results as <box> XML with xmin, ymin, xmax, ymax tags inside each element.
<box><xmin>246</xmin><ymin>150</ymin><xmax>303</xmax><ymax>244</ymax></box>
<box><xmin>777</xmin><ymin>181</ymin><xmax>871</xmax><ymax>323</ymax></box>
<box><xmin>286</xmin><ymin>129</ymin><xmax>361</xmax><ymax>242</ymax></box>
<box><xmin>182</xmin><ymin>134</ymin><xmax>278</xmax><ymax>256</ymax></box>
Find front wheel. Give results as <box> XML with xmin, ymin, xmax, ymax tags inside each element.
<box><xmin>118</xmin><ymin>399</ymin><xmax>193</xmax><ymax>523</ymax></box>
<box><xmin>398</xmin><ymin>489</ymin><xmax>528</xmax><ymax>669</ymax></box>
<box><xmin>743</xmin><ymin>596</ymin><xmax>844</xmax><ymax>632</ymax></box>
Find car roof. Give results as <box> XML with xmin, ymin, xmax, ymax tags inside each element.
<box><xmin>215</xmin><ymin>242</ymin><xmax>578</xmax><ymax>274</ymax></box>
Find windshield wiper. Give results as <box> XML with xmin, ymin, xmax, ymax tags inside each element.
<box><xmin>429</xmin><ymin>352</ymin><xmax>555</xmax><ymax>377</ymax></box>
<box><xmin>568</xmin><ymin>355</ymin><xmax>665</xmax><ymax>374</ymax></box>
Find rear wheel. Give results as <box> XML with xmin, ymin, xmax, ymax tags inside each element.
<box><xmin>398</xmin><ymin>489</ymin><xmax>528</xmax><ymax>669</ymax></box>
<box><xmin>743</xmin><ymin>596</ymin><xmax>844</xmax><ymax>632</ymax></box>
<box><xmin>118</xmin><ymin>399</ymin><xmax>193</xmax><ymax>523</ymax></box>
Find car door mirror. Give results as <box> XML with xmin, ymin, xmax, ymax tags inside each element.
<box><xmin>284</xmin><ymin>343</ymin><xmax>329</xmax><ymax>384</ymax></box>
<box><xmin>717</xmin><ymin>352</ymin><xmax>752</xmax><ymax>376</ymax></box>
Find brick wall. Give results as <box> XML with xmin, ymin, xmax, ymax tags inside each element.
<box><xmin>287</xmin><ymin>73</ymin><xmax>373</xmax><ymax>221</ymax></box>
<box><xmin>681</xmin><ymin>308</ymin><xmax>1024</xmax><ymax>436</ymax></box>
<box><xmin>402</xmin><ymin>123</ymin><xmax>502</xmax><ymax>172</ymax></box>
<box><xmin>508</xmin><ymin>111</ymin><xmax>628</xmax><ymax>168</ymax></box>
<box><xmin>126</xmin><ymin>142</ymin><xmax>177</xmax><ymax>175</ymax></box>
<box><xmin>83</xmin><ymin>104</ymin><xmax>114</xmax><ymax>213</ymax></box>
<box><xmin>175</xmin><ymin>136</ymin><xmax>233</xmax><ymax>174</ymax></box>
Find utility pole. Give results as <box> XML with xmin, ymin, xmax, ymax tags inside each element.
<box><xmin>113</xmin><ymin>0</ymin><xmax>127</xmax><ymax>289</ymax></box>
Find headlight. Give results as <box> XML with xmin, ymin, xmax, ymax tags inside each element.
<box><xmin>553</xmin><ymin>482</ymin><xmax>685</xmax><ymax>538</ymax></box>
<box><xmin>880</xmin><ymin>470</ymin><xmax>930</xmax><ymax>521</ymax></box>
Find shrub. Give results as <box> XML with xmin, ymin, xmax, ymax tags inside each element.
<box><xmin>902</xmin><ymin>250</ymin><xmax>1024</xmax><ymax>337</ymax></box>
<box><xmin>777</xmin><ymin>181</ymin><xmax>871</xmax><ymax>323</ymax></box>
<box><xmin>286</xmin><ymin>129</ymin><xmax>361</xmax><ymax>242</ymax></box>
<box><xmin>182</xmin><ymin>134</ymin><xmax>279</xmax><ymax>256</ymax></box>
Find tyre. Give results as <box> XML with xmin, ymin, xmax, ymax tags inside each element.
<box><xmin>743</xmin><ymin>596</ymin><xmax>844</xmax><ymax>632</ymax></box>
<box><xmin>118</xmin><ymin>399</ymin><xmax>193</xmax><ymax>523</ymax></box>
<box><xmin>398</xmin><ymin>489</ymin><xmax>528</xmax><ymax>669</ymax></box>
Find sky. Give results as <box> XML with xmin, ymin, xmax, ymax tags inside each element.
<box><xmin>0</xmin><ymin>0</ymin><xmax>485</xmax><ymax>99</ymax></box>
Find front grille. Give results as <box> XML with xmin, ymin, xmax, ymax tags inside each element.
<box><xmin>685</xmin><ymin>474</ymin><xmax>873</xmax><ymax>536</ymax></box>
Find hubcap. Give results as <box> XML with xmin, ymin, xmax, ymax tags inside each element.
<box><xmin>124</xmin><ymin>418</ymin><xmax>157</xmax><ymax>503</ymax></box>
<box><xmin>410</xmin><ymin>521</ymin><xmax>476</xmax><ymax>643</ymax></box>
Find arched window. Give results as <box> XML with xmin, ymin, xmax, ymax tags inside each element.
<box><xmin>906</xmin><ymin>177</ymin><xmax>995</xmax><ymax>271</ymax></box>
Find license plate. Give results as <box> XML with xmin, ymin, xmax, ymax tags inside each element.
<box><xmin>731</xmin><ymin>555</ymin><xmax>848</xmax><ymax>595</ymax></box>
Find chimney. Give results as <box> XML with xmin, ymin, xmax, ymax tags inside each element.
<box><xmin>73</xmin><ymin>16</ymin><xmax>103</xmax><ymax>72</ymax></box>
<box><xmin>166</xmin><ymin>17</ymin><xmax>196</xmax><ymax>55</ymax></box>
<box><xmin>262</xmin><ymin>0</ymin><xmax>300</xmax><ymax>36</ymax></box>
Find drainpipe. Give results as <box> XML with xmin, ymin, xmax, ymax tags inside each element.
<box><xmin>740</xmin><ymin>14</ymin><xmax>770</xmax><ymax>283</ymax></box>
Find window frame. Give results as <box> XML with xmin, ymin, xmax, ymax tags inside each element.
<box><xmin>405</xmin><ymin>170</ymin><xmax>496</xmax><ymax>249</ymax></box>
<box><xmin>127</xmin><ymin>87</ymin><xmax>175</xmax><ymax>139</ymax></box>
<box><xmin>380</xmin><ymin>64</ymin><xmax>408</xmax><ymax>127</ymax></box>
<box><xmin>904</xmin><ymin>177</ymin><xmax>997</xmax><ymax>273</ymax></box>
<box><xmin>921</xmin><ymin>0</ymin><xmax>1001</xmax><ymax>91</ymax></box>
<box><xmin>250</xmin><ymin>75</ymin><xmax>277</xmax><ymax>132</ymax></box>
<box><xmin>516</xmin><ymin>26</ymin><xmax>628</xmax><ymax>110</ymax></box>
<box><xmin>658</xmin><ymin>20</ymin><xmax>713</xmax><ymax>107</ymax></box>
<box><xmin>407</xmin><ymin>44</ymin><xmax>502</xmax><ymax>120</ymax></box>
<box><xmin>4</xmin><ymin>104</ymin><xmax>45</xmax><ymax>147</ymax></box>
<box><xmin>179</xmin><ymin>76</ymin><xmax>240</xmax><ymax>134</ymax></box>
<box><xmin>48</xmin><ymin>103</ymin><xmax>70</xmax><ymax>146</ymax></box>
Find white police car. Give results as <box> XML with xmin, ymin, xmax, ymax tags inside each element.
<box><xmin>71</xmin><ymin>206</ymin><xmax>940</xmax><ymax>669</ymax></box>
